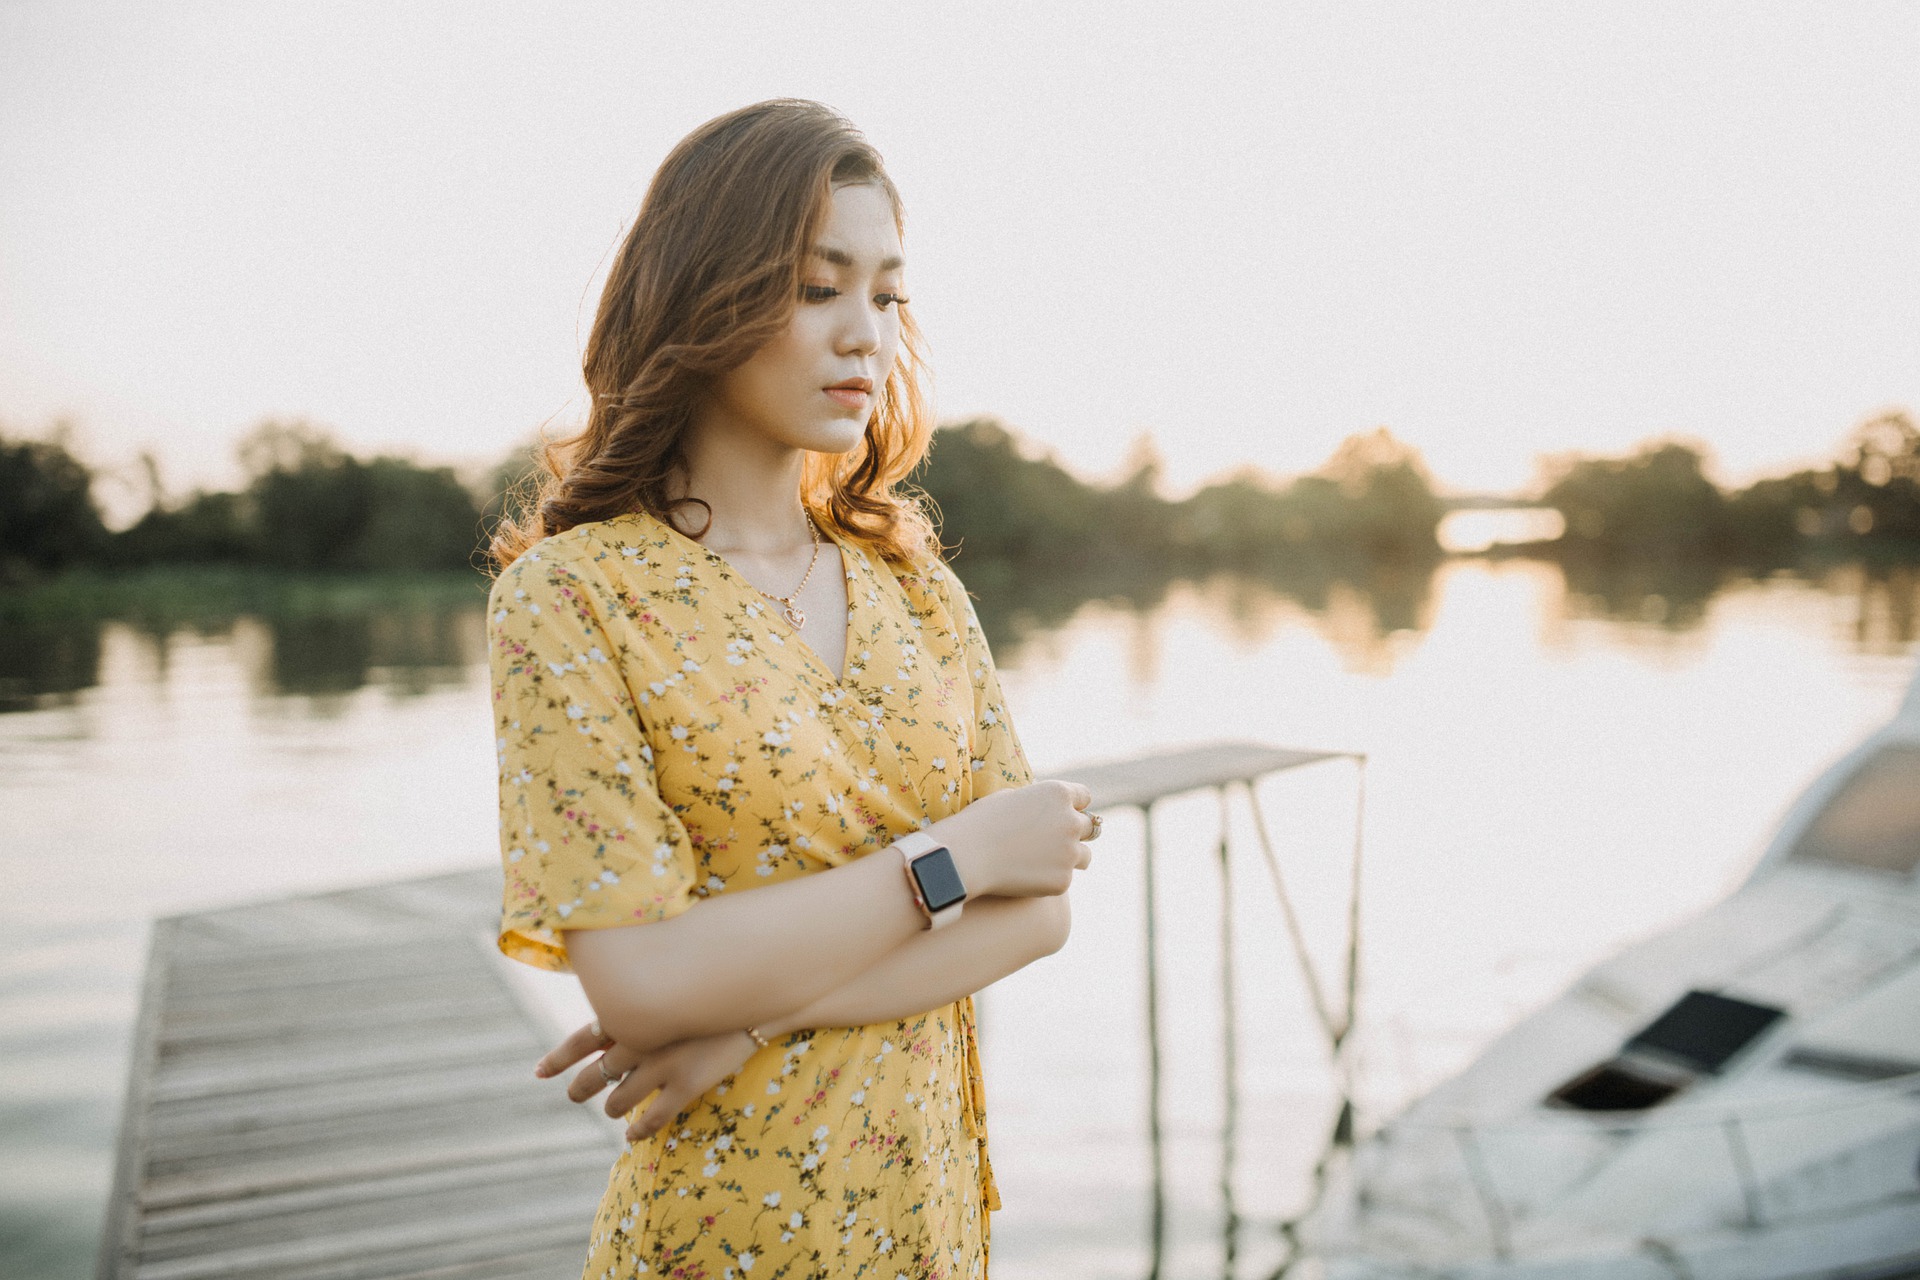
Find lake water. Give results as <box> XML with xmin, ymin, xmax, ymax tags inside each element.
<box><xmin>4</xmin><ymin>555</ymin><xmax>1917</xmax><ymax>1279</ymax></box>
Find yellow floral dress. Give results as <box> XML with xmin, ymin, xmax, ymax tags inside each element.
<box><xmin>488</xmin><ymin>510</ymin><xmax>1032</xmax><ymax>1280</ymax></box>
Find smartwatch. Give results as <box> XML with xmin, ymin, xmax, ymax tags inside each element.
<box><xmin>895</xmin><ymin>830</ymin><xmax>967</xmax><ymax>929</ymax></box>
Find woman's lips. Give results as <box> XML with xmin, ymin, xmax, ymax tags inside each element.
<box><xmin>824</xmin><ymin>387</ymin><xmax>870</xmax><ymax>410</ymax></box>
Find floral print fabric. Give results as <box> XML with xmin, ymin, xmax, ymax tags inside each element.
<box><xmin>489</xmin><ymin>510</ymin><xmax>1032</xmax><ymax>1279</ymax></box>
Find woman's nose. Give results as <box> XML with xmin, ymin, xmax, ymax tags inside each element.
<box><xmin>837</xmin><ymin>301</ymin><xmax>881</xmax><ymax>356</ymax></box>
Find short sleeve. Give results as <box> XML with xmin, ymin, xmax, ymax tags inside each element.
<box><xmin>488</xmin><ymin>545</ymin><xmax>700</xmax><ymax>973</ymax></box>
<box><xmin>940</xmin><ymin>563</ymin><xmax>1033</xmax><ymax>799</ymax></box>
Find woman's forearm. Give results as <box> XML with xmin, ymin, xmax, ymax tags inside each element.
<box><xmin>758</xmin><ymin>894</ymin><xmax>1070</xmax><ymax>1039</ymax></box>
<box><xmin>567</xmin><ymin>839</ymin><xmax>933</xmax><ymax>1054</ymax></box>
<box><xmin>565</xmin><ymin>780</ymin><xmax>1092</xmax><ymax>1055</ymax></box>
<box><xmin>545</xmin><ymin>895</ymin><xmax>1070</xmax><ymax>1140</ymax></box>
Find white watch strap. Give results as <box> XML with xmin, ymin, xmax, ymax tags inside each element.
<box><xmin>894</xmin><ymin>830</ymin><xmax>942</xmax><ymax>860</ymax></box>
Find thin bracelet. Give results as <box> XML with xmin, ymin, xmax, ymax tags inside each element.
<box><xmin>744</xmin><ymin>1025</ymin><xmax>770</xmax><ymax>1048</ymax></box>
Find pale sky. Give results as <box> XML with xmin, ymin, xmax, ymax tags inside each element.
<box><xmin>3</xmin><ymin>1</ymin><xmax>1916</xmax><ymax>512</ymax></box>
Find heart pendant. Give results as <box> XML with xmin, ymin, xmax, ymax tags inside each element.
<box><xmin>784</xmin><ymin>603</ymin><xmax>806</xmax><ymax>628</ymax></box>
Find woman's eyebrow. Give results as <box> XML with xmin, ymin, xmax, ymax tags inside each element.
<box><xmin>810</xmin><ymin>245</ymin><xmax>904</xmax><ymax>272</ymax></box>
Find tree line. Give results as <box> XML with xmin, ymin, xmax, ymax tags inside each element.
<box><xmin>0</xmin><ymin>416</ymin><xmax>1451</xmax><ymax>585</ymax></box>
<box><xmin>1534</xmin><ymin>409</ymin><xmax>1920</xmax><ymax>564</ymax></box>
<box><xmin>3</xmin><ymin>408</ymin><xmax>1916</xmax><ymax>588</ymax></box>
<box><xmin>922</xmin><ymin>420</ymin><xmax>1443</xmax><ymax>569</ymax></box>
<box><xmin>0</xmin><ymin>420</ymin><xmax>498</xmax><ymax>582</ymax></box>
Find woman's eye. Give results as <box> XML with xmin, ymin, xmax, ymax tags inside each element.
<box><xmin>801</xmin><ymin>284</ymin><xmax>908</xmax><ymax>308</ymax></box>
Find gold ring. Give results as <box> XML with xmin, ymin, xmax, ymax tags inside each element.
<box><xmin>1087</xmin><ymin>812</ymin><xmax>1103</xmax><ymax>842</ymax></box>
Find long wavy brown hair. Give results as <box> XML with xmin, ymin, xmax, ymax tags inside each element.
<box><xmin>490</xmin><ymin>99</ymin><xmax>938</xmax><ymax>571</ymax></box>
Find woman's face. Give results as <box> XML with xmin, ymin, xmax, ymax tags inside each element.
<box><xmin>702</xmin><ymin>182</ymin><xmax>907</xmax><ymax>456</ymax></box>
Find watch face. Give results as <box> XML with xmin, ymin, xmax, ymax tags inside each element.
<box><xmin>911</xmin><ymin>846</ymin><xmax>967</xmax><ymax>913</ymax></box>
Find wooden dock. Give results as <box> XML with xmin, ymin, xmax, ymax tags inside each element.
<box><xmin>99</xmin><ymin>868</ymin><xmax>619</xmax><ymax>1280</ymax></box>
<box><xmin>100</xmin><ymin>740</ymin><xmax>1360</xmax><ymax>1279</ymax></box>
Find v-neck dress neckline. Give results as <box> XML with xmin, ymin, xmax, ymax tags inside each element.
<box><xmin>631</xmin><ymin>508</ymin><xmax>861</xmax><ymax>689</ymax></box>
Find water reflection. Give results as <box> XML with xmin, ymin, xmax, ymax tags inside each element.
<box><xmin>4</xmin><ymin>559</ymin><xmax>1919</xmax><ymax>710</ymax></box>
<box><xmin>0</xmin><ymin>577</ymin><xmax>486</xmax><ymax>710</ymax></box>
<box><xmin>1826</xmin><ymin>561</ymin><xmax>1920</xmax><ymax>654</ymax></box>
<box><xmin>1553</xmin><ymin>553</ymin><xmax>1728</xmax><ymax>631</ymax></box>
<box><xmin>1544</xmin><ymin>556</ymin><xmax>1920</xmax><ymax>653</ymax></box>
<box><xmin>260</xmin><ymin>608</ymin><xmax>483</xmax><ymax>701</ymax></box>
<box><xmin>0</xmin><ymin>620</ymin><xmax>103</xmax><ymax>711</ymax></box>
<box><xmin>961</xmin><ymin>554</ymin><xmax>1440</xmax><ymax>677</ymax></box>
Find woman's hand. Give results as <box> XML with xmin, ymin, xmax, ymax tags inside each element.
<box><xmin>536</xmin><ymin>1020</ymin><xmax>760</xmax><ymax>1141</ymax></box>
<box><xmin>934</xmin><ymin>778</ymin><xmax>1096</xmax><ymax>898</ymax></box>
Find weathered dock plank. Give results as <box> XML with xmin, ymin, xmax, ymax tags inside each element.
<box><xmin>101</xmin><ymin>868</ymin><xmax>618</xmax><ymax>1280</ymax></box>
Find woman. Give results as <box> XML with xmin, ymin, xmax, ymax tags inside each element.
<box><xmin>487</xmin><ymin>99</ymin><xmax>1097</xmax><ymax>1278</ymax></box>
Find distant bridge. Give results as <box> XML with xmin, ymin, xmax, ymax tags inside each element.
<box><xmin>1434</xmin><ymin>498</ymin><xmax>1565</xmax><ymax>551</ymax></box>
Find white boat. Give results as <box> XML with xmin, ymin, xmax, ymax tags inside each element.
<box><xmin>1291</xmin><ymin>661</ymin><xmax>1920</xmax><ymax>1280</ymax></box>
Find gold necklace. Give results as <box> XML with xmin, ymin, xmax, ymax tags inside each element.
<box><xmin>761</xmin><ymin>513</ymin><xmax>822</xmax><ymax>629</ymax></box>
